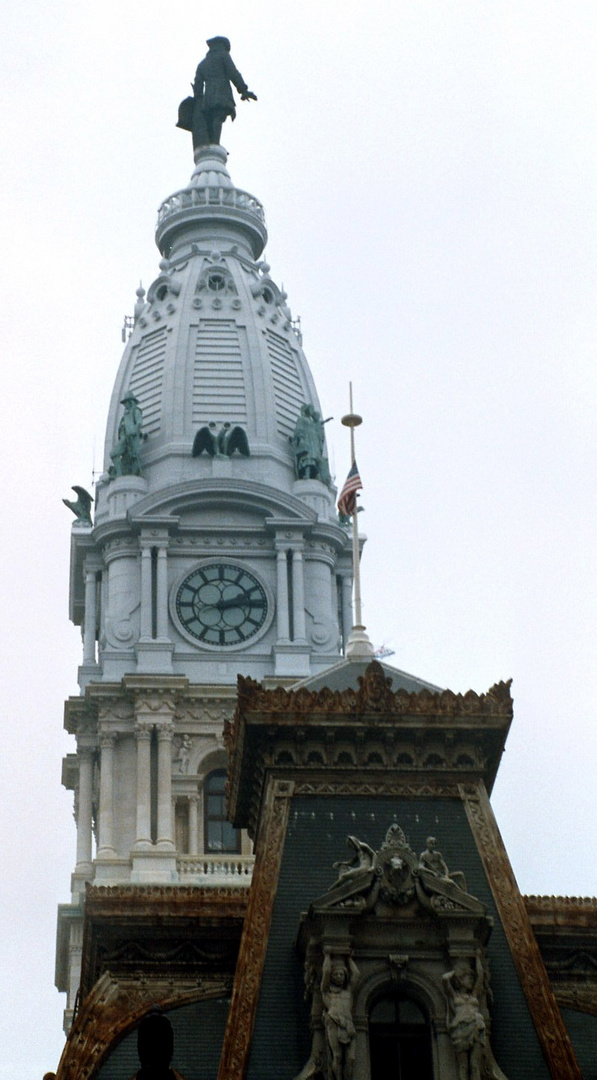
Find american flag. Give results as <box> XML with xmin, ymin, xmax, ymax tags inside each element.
<box><xmin>337</xmin><ymin>461</ymin><xmax>362</xmax><ymax>516</ymax></box>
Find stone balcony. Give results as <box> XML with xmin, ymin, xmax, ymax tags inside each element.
<box><xmin>176</xmin><ymin>853</ymin><xmax>254</xmax><ymax>886</ymax></box>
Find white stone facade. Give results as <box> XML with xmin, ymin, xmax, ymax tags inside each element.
<box><xmin>57</xmin><ymin>146</ymin><xmax>353</xmax><ymax>1031</ymax></box>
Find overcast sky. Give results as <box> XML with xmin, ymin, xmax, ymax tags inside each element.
<box><xmin>2</xmin><ymin>2</ymin><xmax>597</xmax><ymax>1076</ymax></box>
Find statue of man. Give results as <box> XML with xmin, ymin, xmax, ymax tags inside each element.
<box><xmin>443</xmin><ymin>953</ymin><xmax>486</xmax><ymax>1080</ymax></box>
<box><xmin>192</xmin><ymin>37</ymin><xmax>257</xmax><ymax>149</ymax></box>
<box><xmin>419</xmin><ymin>836</ymin><xmax>467</xmax><ymax>891</ymax></box>
<box><xmin>290</xmin><ymin>404</ymin><xmax>330</xmax><ymax>482</ymax></box>
<box><xmin>321</xmin><ymin>951</ymin><xmax>359</xmax><ymax>1080</ymax></box>
<box><xmin>110</xmin><ymin>392</ymin><xmax>145</xmax><ymax>478</ymax></box>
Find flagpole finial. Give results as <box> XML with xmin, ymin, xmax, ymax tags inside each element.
<box><xmin>338</xmin><ymin>385</ymin><xmax>374</xmax><ymax>660</ymax></box>
<box><xmin>341</xmin><ymin>412</ymin><xmax>362</xmax><ymax>429</ymax></box>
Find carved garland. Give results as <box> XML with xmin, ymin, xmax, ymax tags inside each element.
<box><xmin>460</xmin><ymin>782</ymin><xmax>582</xmax><ymax>1080</ymax></box>
<box><xmin>217</xmin><ymin>778</ymin><xmax>295</xmax><ymax>1080</ymax></box>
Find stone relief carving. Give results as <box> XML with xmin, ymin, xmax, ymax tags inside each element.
<box><xmin>420</xmin><ymin>835</ymin><xmax>468</xmax><ymax>892</ymax></box>
<box><xmin>311</xmin><ymin>824</ymin><xmax>483</xmax><ymax>917</ymax></box>
<box><xmin>294</xmin><ymin>824</ymin><xmax>509</xmax><ymax>1080</ymax></box>
<box><xmin>443</xmin><ymin>952</ymin><xmax>508</xmax><ymax>1080</ymax></box>
<box><xmin>320</xmin><ymin>952</ymin><xmax>359</xmax><ymax>1080</ymax></box>
<box><xmin>173</xmin><ymin>735</ymin><xmax>194</xmax><ymax>774</ymax></box>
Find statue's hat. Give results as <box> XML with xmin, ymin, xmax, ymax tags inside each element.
<box><xmin>120</xmin><ymin>391</ymin><xmax>139</xmax><ymax>405</ymax></box>
<box><xmin>206</xmin><ymin>36</ymin><xmax>231</xmax><ymax>50</ymax></box>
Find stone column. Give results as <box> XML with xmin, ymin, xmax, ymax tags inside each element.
<box><xmin>291</xmin><ymin>548</ymin><xmax>307</xmax><ymax>642</ymax></box>
<box><xmin>83</xmin><ymin>566</ymin><xmax>98</xmax><ymax>664</ymax></box>
<box><xmin>156</xmin><ymin>544</ymin><xmax>169</xmax><ymax>640</ymax></box>
<box><xmin>139</xmin><ymin>543</ymin><xmax>153</xmax><ymax>640</ymax></box>
<box><xmin>156</xmin><ymin>722</ymin><xmax>174</xmax><ymax>847</ymax></box>
<box><xmin>134</xmin><ymin>721</ymin><xmax>152</xmax><ymax>847</ymax></box>
<box><xmin>276</xmin><ymin>547</ymin><xmax>290</xmax><ymax>642</ymax></box>
<box><xmin>75</xmin><ymin>748</ymin><xmax>93</xmax><ymax>870</ymax></box>
<box><xmin>340</xmin><ymin>573</ymin><xmax>353</xmax><ymax>655</ymax></box>
<box><xmin>97</xmin><ymin>732</ymin><xmax>116</xmax><ymax>856</ymax></box>
<box><xmin>188</xmin><ymin>793</ymin><xmax>199</xmax><ymax>856</ymax></box>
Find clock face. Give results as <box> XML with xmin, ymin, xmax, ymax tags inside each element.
<box><xmin>175</xmin><ymin>563</ymin><xmax>269</xmax><ymax>647</ymax></box>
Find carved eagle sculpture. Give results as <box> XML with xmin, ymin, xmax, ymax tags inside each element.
<box><xmin>63</xmin><ymin>485</ymin><xmax>94</xmax><ymax>525</ymax></box>
<box><xmin>192</xmin><ymin>423</ymin><xmax>250</xmax><ymax>459</ymax></box>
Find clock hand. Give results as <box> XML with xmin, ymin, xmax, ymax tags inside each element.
<box><xmin>213</xmin><ymin>594</ymin><xmax>265</xmax><ymax>611</ymax></box>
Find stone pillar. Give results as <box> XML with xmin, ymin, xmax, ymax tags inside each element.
<box><xmin>188</xmin><ymin>793</ymin><xmax>199</xmax><ymax>856</ymax></box>
<box><xmin>156</xmin><ymin>544</ymin><xmax>169</xmax><ymax>640</ymax></box>
<box><xmin>97</xmin><ymin>732</ymin><xmax>116</xmax><ymax>856</ymax></box>
<box><xmin>340</xmin><ymin>573</ymin><xmax>353</xmax><ymax>655</ymax></box>
<box><xmin>291</xmin><ymin>548</ymin><xmax>307</xmax><ymax>642</ymax></box>
<box><xmin>83</xmin><ymin>566</ymin><xmax>98</xmax><ymax>664</ymax></box>
<box><xmin>139</xmin><ymin>543</ymin><xmax>153</xmax><ymax>640</ymax></box>
<box><xmin>156</xmin><ymin>722</ymin><xmax>174</xmax><ymax>848</ymax></box>
<box><xmin>75</xmin><ymin>748</ymin><xmax>93</xmax><ymax>871</ymax></box>
<box><xmin>134</xmin><ymin>721</ymin><xmax>152</xmax><ymax>847</ymax></box>
<box><xmin>276</xmin><ymin>547</ymin><xmax>290</xmax><ymax>642</ymax></box>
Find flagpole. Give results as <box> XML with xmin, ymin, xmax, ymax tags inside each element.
<box><xmin>341</xmin><ymin>383</ymin><xmax>374</xmax><ymax>659</ymax></box>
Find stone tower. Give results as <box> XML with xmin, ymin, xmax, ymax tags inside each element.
<box><xmin>56</xmin><ymin>144</ymin><xmax>352</xmax><ymax>1033</ymax></box>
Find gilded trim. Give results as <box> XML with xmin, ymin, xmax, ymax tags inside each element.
<box><xmin>460</xmin><ymin>782</ymin><xmax>582</xmax><ymax>1080</ymax></box>
<box><xmin>218</xmin><ymin>777</ymin><xmax>295</xmax><ymax>1080</ymax></box>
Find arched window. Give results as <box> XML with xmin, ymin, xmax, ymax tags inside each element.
<box><xmin>369</xmin><ymin>994</ymin><xmax>433</xmax><ymax>1080</ymax></box>
<box><xmin>204</xmin><ymin>769</ymin><xmax>241</xmax><ymax>853</ymax></box>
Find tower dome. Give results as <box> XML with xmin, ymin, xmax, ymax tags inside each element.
<box><xmin>97</xmin><ymin>147</ymin><xmax>324</xmax><ymax>508</ymax></box>
<box><xmin>71</xmin><ymin>146</ymin><xmax>353</xmax><ymax>688</ymax></box>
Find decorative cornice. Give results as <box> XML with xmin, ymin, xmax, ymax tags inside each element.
<box><xmin>460</xmin><ymin>782</ymin><xmax>582</xmax><ymax>1079</ymax></box>
<box><xmin>227</xmin><ymin>662</ymin><xmax>513</xmax><ymax>832</ymax></box>
<box><xmin>233</xmin><ymin>666</ymin><xmax>513</xmax><ymax>727</ymax></box>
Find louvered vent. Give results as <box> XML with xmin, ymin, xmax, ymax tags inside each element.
<box><xmin>193</xmin><ymin>320</ymin><xmax>247</xmax><ymax>424</ymax></box>
<box><xmin>267</xmin><ymin>329</ymin><xmax>305</xmax><ymax>437</ymax></box>
<box><xmin>128</xmin><ymin>327</ymin><xmax>167</xmax><ymax>436</ymax></box>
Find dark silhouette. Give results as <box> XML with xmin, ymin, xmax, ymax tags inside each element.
<box><xmin>191</xmin><ymin>37</ymin><xmax>256</xmax><ymax>148</ymax></box>
<box><xmin>132</xmin><ymin>1010</ymin><xmax>185</xmax><ymax>1080</ymax></box>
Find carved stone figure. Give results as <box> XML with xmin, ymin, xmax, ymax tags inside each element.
<box><xmin>174</xmin><ymin>735</ymin><xmax>192</xmax><ymax>774</ymax></box>
<box><xmin>420</xmin><ymin>836</ymin><xmax>467</xmax><ymax>892</ymax></box>
<box><xmin>189</xmin><ymin>37</ymin><xmax>257</xmax><ymax>149</ymax></box>
<box><xmin>192</xmin><ymin>423</ymin><xmax>250</xmax><ymax>459</ymax></box>
<box><xmin>321</xmin><ymin>952</ymin><xmax>359</xmax><ymax>1080</ymax></box>
<box><xmin>290</xmin><ymin>404</ymin><xmax>331</xmax><ymax>483</ymax></box>
<box><xmin>62</xmin><ymin>485</ymin><xmax>93</xmax><ymax>525</ymax></box>
<box><xmin>443</xmin><ymin>953</ymin><xmax>487</xmax><ymax>1080</ymax></box>
<box><xmin>109</xmin><ymin>392</ymin><xmax>146</xmax><ymax>478</ymax></box>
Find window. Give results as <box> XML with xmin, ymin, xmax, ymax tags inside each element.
<box><xmin>204</xmin><ymin>769</ymin><xmax>241</xmax><ymax>853</ymax></box>
<box><xmin>369</xmin><ymin>995</ymin><xmax>433</xmax><ymax>1080</ymax></box>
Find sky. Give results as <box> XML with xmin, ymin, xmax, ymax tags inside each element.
<box><xmin>2</xmin><ymin>2</ymin><xmax>597</xmax><ymax>1076</ymax></box>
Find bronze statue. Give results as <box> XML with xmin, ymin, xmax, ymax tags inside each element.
<box><xmin>109</xmin><ymin>392</ymin><xmax>146</xmax><ymax>478</ymax></box>
<box><xmin>290</xmin><ymin>404</ymin><xmax>331</xmax><ymax>483</ymax></box>
<box><xmin>182</xmin><ymin>37</ymin><xmax>257</xmax><ymax>149</ymax></box>
<box><xmin>62</xmin><ymin>485</ymin><xmax>93</xmax><ymax>525</ymax></box>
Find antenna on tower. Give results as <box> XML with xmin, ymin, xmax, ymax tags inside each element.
<box><xmin>339</xmin><ymin>383</ymin><xmax>374</xmax><ymax>659</ymax></box>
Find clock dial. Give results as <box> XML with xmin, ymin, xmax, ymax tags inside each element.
<box><xmin>175</xmin><ymin>564</ymin><xmax>269</xmax><ymax>647</ymax></box>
